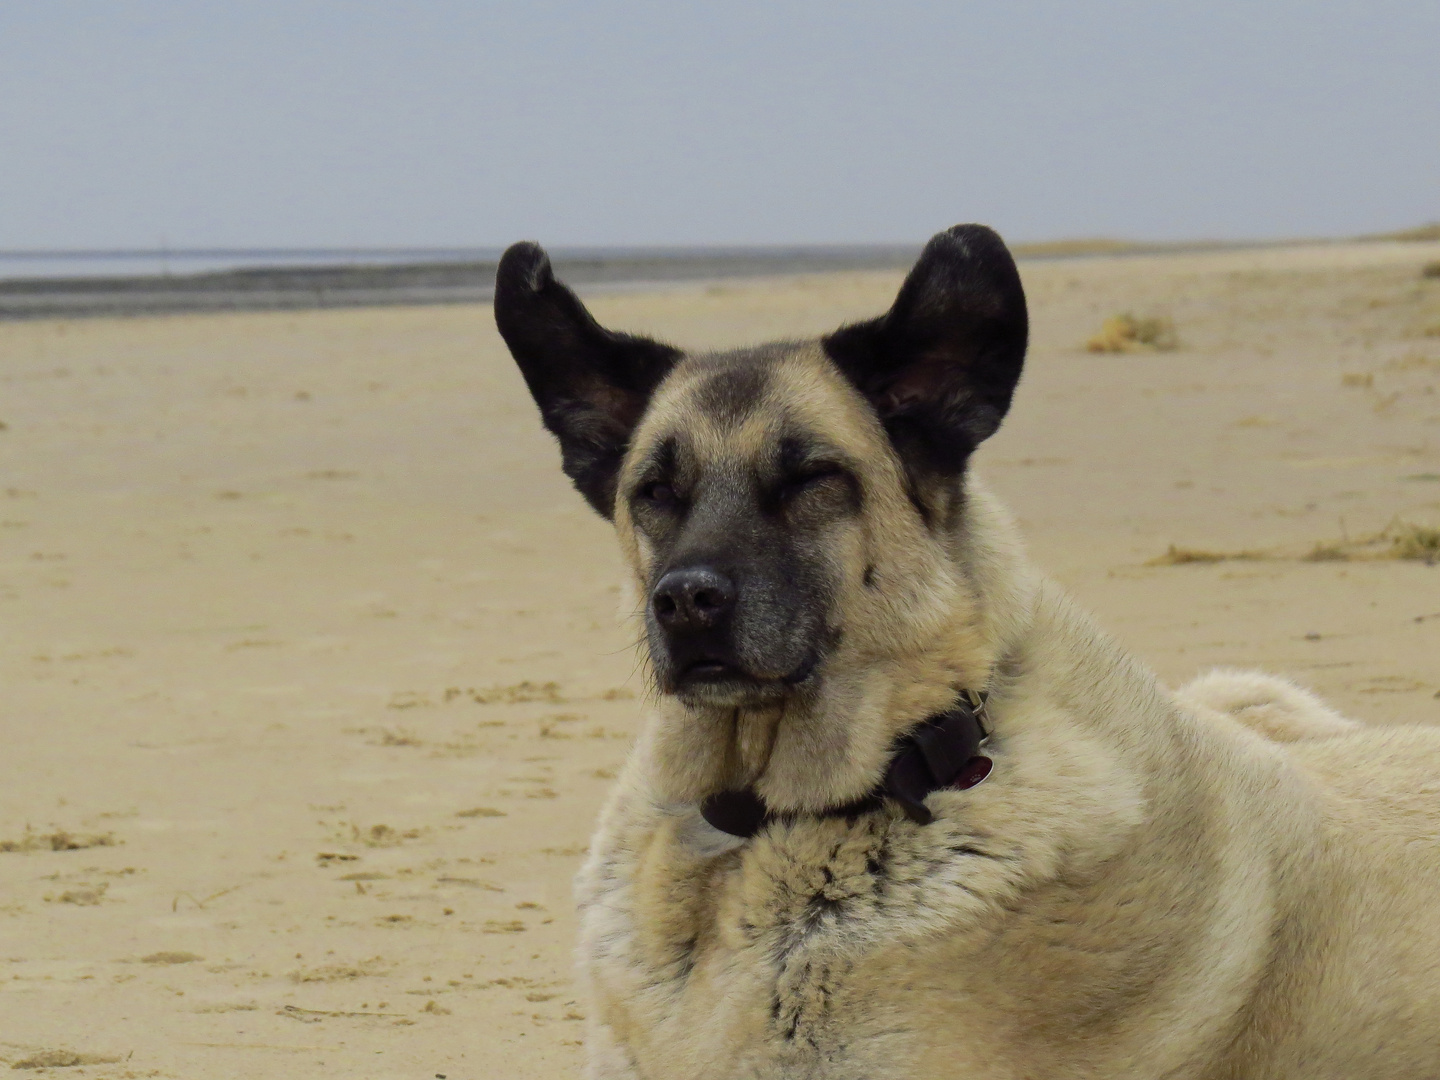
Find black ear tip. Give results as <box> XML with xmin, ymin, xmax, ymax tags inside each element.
<box><xmin>929</xmin><ymin>224</ymin><xmax>1012</xmax><ymax>264</ymax></box>
<box><xmin>496</xmin><ymin>241</ymin><xmax>553</xmax><ymax>295</ymax></box>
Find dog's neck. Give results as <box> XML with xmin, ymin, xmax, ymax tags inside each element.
<box><xmin>700</xmin><ymin>689</ymin><xmax>994</xmax><ymax>837</ymax></box>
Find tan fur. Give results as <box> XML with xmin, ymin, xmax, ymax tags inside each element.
<box><xmin>1177</xmin><ymin>668</ymin><xmax>1361</xmax><ymax>742</ymax></box>
<box><xmin>574</xmin><ymin>343</ymin><xmax>1440</xmax><ymax>1079</ymax></box>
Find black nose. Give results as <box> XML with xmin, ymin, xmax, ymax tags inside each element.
<box><xmin>651</xmin><ymin>567</ymin><xmax>736</xmax><ymax>632</ymax></box>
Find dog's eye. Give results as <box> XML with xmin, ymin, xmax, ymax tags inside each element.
<box><xmin>779</xmin><ymin>467</ymin><xmax>844</xmax><ymax>501</ymax></box>
<box><xmin>637</xmin><ymin>481</ymin><xmax>679</xmax><ymax>509</ymax></box>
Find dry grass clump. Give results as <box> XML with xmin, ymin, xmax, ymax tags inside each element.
<box><xmin>468</xmin><ymin>679</ymin><xmax>564</xmax><ymax>704</ymax></box>
<box><xmin>353</xmin><ymin>823</ymin><xmax>424</xmax><ymax>847</ymax></box>
<box><xmin>1086</xmin><ymin>313</ymin><xmax>1179</xmax><ymax>353</ymax></box>
<box><xmin>289</xmin><ymin>956</ymin><xmax>389</xmax><ymax>983</ymax></box>
<box><xmin>1302</xmin><ymin>520</ymin><xmax>1440</xmax><ymax>565</ymax></box>
<box><xmin>140</xmin><ymin>950</ymin><xmax>204</xmax><ymax>965</ymax></box>
<box><xmin>386</xmin><ymin>680</ymin><xmax>565</xmax><ymax>710</ymax></box>
<box><xmin>1388</xmin><ymin>522</ymin><xmax>1440</xmax><ymax>562</ymax></box>
<box><xmin>11</xmin><ymin>1050</ymin><xmax>121</xmax><ymax>1070</ymax></box>
<box><xmin>1150</xmin><ymin>520</ymin><xmax>1440</xmax><ymax>568</ymax></box>
<box><xmin>1421</xmin><ymin>260</ymin><xmax>1440</xmax><ymax>279</ymax></box>
<box><xmin>0</xmin><ymin>828</ymin><xmax>116</xmax><ymax>853</ymax></box>
<box><xmin>48</xmin><ymin>884</ymin><xmax>108</xmax><ymax>906</ymax></box>
<box><xmin>376</xmin><ymin>728</ymin><xmax>422</xmax><ymax>747</ymax></box>
<box><xmin>1299</xmin><ymin>541</ymin><xmax>1349</xmax><ymax>562</ymax></box>
<box><xmin>1147</xmin><ymin>545</ymin><xmax>1265</xmax><ymax>566</ymax></box>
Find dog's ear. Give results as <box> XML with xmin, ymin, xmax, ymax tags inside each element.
<box><xmin>823</xmin><ymin>224</ymin><xmax>1028</xmax><ymax>485</ymax></box>
<box><xmin>494</xmin><ymin>242</ymin><xmax>682</xmax><ymax>518</ymax></box>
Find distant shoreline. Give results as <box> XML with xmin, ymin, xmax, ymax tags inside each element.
<box><xmin>0</xmin><ymin>246</ymin><xmax>918</xmax><ymax>320</ymax></box>
<box><xmin>2</xmin><ymin>231</ymin><xmax>1434</xmax><ymax>320</ymax></box>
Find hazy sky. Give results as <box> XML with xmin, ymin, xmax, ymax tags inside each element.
<box><xmin>1</xmin><ymin>1</ymin><xmax>1436</xmax><ymax>250</ymax></box>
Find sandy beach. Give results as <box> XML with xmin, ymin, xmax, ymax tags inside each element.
<box><xmin>2</xmin><ymin>239</ymin><xmax>1440</xmax><ymax>1078</ymax></box>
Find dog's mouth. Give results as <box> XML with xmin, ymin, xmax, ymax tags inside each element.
<box><xmin>681</xmin><ymin>657</ymin><xmax>740</xmax><ymax>682</ymax></box>
<box><xmin>669</xmin><ymin>651</ymin><xmax>819</xmax><ymax>703</ymax></box>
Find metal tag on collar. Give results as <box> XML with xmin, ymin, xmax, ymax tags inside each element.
<box><xmin>952</xmin><ymin>755</ymin><xmax>993</xmax><ymax>790</ymax></box>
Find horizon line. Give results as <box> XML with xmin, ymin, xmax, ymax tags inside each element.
<box><xmin>3</xmin><ymin>225</ymin><xmax>1435</xmax><ymax>264</ymax></box>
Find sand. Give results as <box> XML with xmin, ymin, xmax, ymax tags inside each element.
<box><xmin>2</xmin><ymin>239</ymin><xmax>1439</xmax><ymax>1078</ymax></box>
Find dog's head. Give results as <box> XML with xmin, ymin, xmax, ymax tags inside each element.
<box><xmin>495</xmin><ymin>226</ymin><xmax>1028</xmax><ymax>809</ymax></box>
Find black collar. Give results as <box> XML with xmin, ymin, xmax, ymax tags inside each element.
<box><xmin>700</xmin><ymin>690</ymin><xmax>992</xmax><ymax>839</ymax></box>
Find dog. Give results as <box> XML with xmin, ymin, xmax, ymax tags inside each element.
<box><xmin>494</xmin><ymin>226</ymin><xmax>1440</xmax><ymax>1079</ymax></box>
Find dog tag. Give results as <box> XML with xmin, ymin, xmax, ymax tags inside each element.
<box><xmin>950</xmin><ymin>756</ymin><xmax>993</xmax><ymax>790</ymax></box>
